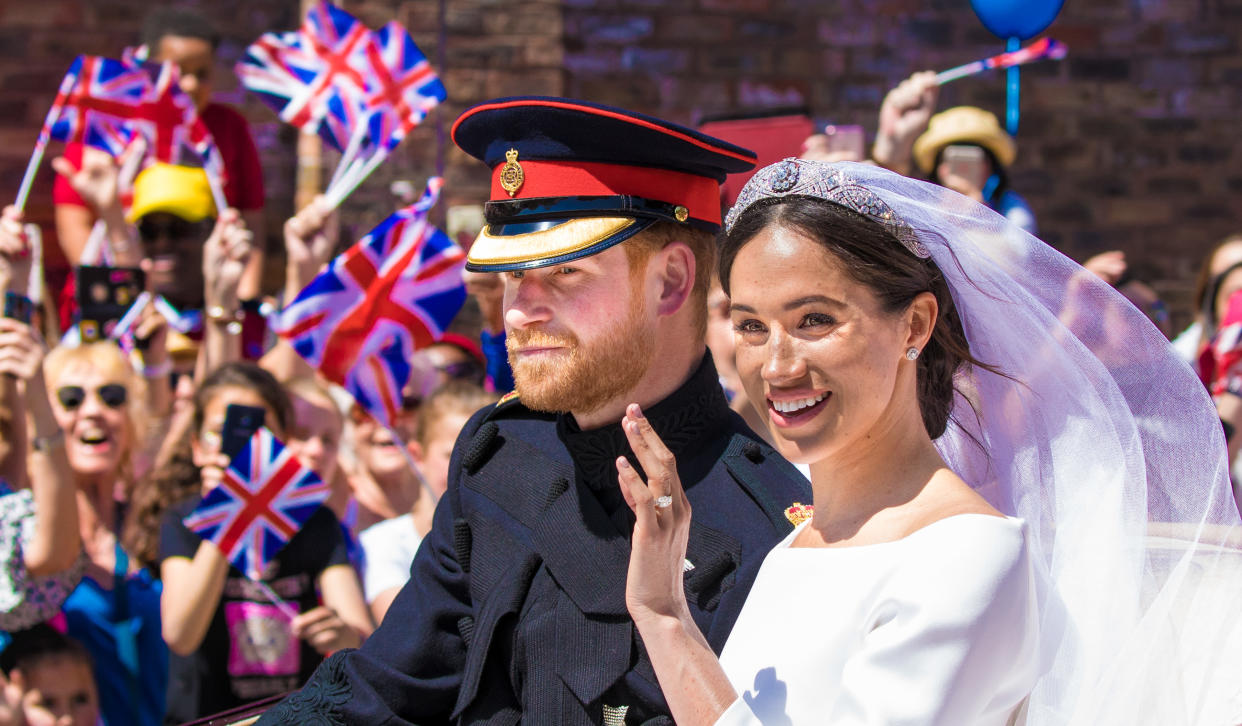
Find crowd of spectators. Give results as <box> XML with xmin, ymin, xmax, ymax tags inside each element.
<box><xmin>0</xmin><ymin>8</ymin><xmax>1233</xmax><ymax>726</ymax></box>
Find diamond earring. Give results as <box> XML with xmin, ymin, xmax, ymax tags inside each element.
<box><xmin>905</xmin><ymin>347</ymin><xmax>920</xmax><ymax>360</ymax></box>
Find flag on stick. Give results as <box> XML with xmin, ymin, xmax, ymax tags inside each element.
<box><xmin>236</xmin><ymin>3</ymin><xmax>445</xmax><ymax>208</ymax></box>
<box><xmin>270</xmin><ymin>178</ymin><xmax>465</xmax><ymax>427</ymax></box>
<box><xmin>15</xmin><ymin>55</ymin><xmax>149</xmax><ymax>210</ymax></box>
<box><xmin>183</xmin><ymin>426</ymin><xmax>330</xmax><ymax>580</ymax></box>
<box><xmin>936</xmin><ymin>37</ymin><xmax>1067</xmax><ymax>85</ymax></box>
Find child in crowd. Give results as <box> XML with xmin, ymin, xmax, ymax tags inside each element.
<box><xmin>153</xmin><ymin>363</ymin><xmax>371</xmax><ymax>722</ymax></box>
<box><xmin>360</xmin><ymin>381</ymin><xmax>498</xmax><ymax>623</ymax></box>
<box><xmin>0</xmin><ymin>625</ymin><xmax>101</xmax><ymax>726</ymax></box>
<box><xmin>52</xmin><ymin>7</ymin><xmax>265</xmax><ymax>301</ymax></box>
<box><xmin>282</xmin><ymin>377</ymin><xmax>366</xmax><ymax>574</ymax></box>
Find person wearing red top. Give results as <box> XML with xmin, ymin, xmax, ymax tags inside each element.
<box><xmin>52</xmin><ymin>8</ymin><xmax>266</xmax><ymax>302</ymax></box>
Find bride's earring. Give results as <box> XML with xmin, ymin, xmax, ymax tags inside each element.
<box><xmin>905</xmin><ymin>347</ymin><xmax>920</xmax><ymax>361</ymax></box>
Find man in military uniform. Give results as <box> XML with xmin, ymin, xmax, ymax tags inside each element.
<box><xmin>258</xmin><ymin>97</ymin><xmax>810</xmax><ymax>725</ymax></box>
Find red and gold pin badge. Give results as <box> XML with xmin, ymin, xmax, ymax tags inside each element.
<box><xmin>784</xmin><ymin>502</ymin><xmax>814</xmax><ymax>527</ymax></box>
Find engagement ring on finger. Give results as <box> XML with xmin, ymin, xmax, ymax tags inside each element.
<box><xmin>655</xmin><ymin>495</ymin><xmax>673</xmax><ymax>509</ymax></box>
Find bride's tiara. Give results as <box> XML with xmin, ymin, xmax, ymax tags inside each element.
<box><xmin>725</xmin><ymin>158</ymin><xmax>930</xmax><ymax>259</ymax></box>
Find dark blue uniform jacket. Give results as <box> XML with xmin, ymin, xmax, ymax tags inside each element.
<box><xmin>258</xmin><ymin>354</ymin><xmax>810</xmax><ymax>725</ymax></box>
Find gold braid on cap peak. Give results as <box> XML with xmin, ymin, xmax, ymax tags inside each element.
<box><xmin>725</xmin><ymin>159</ymin><xmax>929</xmax><ymax>259</ymax></box>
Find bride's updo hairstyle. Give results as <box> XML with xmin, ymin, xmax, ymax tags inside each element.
<box><xmin>720</xmin><ymin>195</ymin><xmax>987</xmax><ymax>439</ymax></box>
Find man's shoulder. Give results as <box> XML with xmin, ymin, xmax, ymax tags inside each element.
<box><xmin>448</xmin><ymin>394</ymin><xmax>567</xmax><ymax>513</ymax></box>
<box><xmin>704</xmin><ymin>421</ymin><xmax>812</xmax><ymax>527</ymax></box>
<box><xmin>459</xmin><ymin>391</ymin><xmax>559</xmax><ymax>443</ymax></box>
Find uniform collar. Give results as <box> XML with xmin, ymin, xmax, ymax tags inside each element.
<box><xmin>556</xmin><ymin>351</ymin><xmax>731</xmax><ymax>496</ymax></box>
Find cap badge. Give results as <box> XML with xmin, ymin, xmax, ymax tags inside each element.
<box><xmin>674</xmin><ymin>205</ymin><xmax>689</xmax><ymax>223</ymax></box>
<box><xmin>500</xmin><ymin>148</ymin><xmax>525</xmax><ymax>197</ymax></box>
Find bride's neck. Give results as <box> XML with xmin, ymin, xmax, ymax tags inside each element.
<box><xmin>806</xmin><ymin>403</ymin><xmax>944</xmax><ymax>540</ymax></box>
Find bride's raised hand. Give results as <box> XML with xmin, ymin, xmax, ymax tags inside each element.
<box><xmin>616</xmin><ymin>403</ymin><xmax>693</xmax><ymax>626</ymax></box>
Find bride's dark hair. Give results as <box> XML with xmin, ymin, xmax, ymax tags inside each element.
<box><xmin>720</xmin><ymin>195</ymin><xmax>995</xmax><ymax>439</ymax></box>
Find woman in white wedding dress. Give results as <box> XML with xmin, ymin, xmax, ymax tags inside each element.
<box><xmin>614</xmin><ymin>160</ymin><xmax>1242</xmax><ymax>725</ymax></box>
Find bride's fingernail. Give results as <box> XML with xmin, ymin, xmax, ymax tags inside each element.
<box><xmin>617</xmin><ymin>457</ymin><xmax>631</xmax><ymax>469</ymax></box>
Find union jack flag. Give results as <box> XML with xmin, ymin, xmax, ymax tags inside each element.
<box><xmin>295</xmin><ymin>1</ymin><xmax>375</xmax><ymax>125</ymax></box>
<box><xmin>48</xmin><ymin>55</ymin><xmax>148</xmax><ymax>156</ymax></box>
<box><xmin>236</xmin><ymin>31</ymin><xmax>318</xmax><ymax>123</ymax></box>
<box><xmin>358</xmin><ymin>21</ymin><xmax>446</xmax><ymax>153</ymax></box>
<box><xmin>315</xmin><ymin>20</ymin><xmax>443</xmax><ymax>158</ymax></box>
<box><xmin>317</xmin><ymin>78</ymin><xmax>366</xmax><ymax>153</ymax></box>
<box><xmin>236</xmin><ymin>4</ymin><xmax>374</xmax><ymax>150</ymax></box>
<box><xmin>271</xmin><ymin>178</ymin><xmax>466</xmax><ymax>426</ymax></box>
<box><xmin>127</xmin><ymin>61</ymin><xmax>227</xmax><ymax>183</ymax></box>
<box><xmin>183</xmin><ymin>427</ymin><xmax>330</xmax><ymax>580</ymax></box>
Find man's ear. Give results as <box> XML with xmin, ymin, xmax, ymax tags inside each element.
<box><xmin>654</xmin><ymin>241</ymin><xmax>696</xmax><ymax>318</ymax></box>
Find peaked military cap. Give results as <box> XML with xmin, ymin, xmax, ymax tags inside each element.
<box><xmin>451</xmin><ymin>96</ymin><xmax>758</xmax><ymax>272</ymax></box>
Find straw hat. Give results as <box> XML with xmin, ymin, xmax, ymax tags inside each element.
<box><xmin>912</xmin><ymin>106</ymin><xmax>1016</xmax><ymax>175</ymax></box>
<box><xmin>128</xmin><ymin>163</ymin><xmax>217</xmax><ymax>223</ymax></box>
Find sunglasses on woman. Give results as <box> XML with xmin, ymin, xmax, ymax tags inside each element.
<box><xmin>56</xmin><ymin>384</ymin><xmax>128</xmax><ymax>411</ymax></box>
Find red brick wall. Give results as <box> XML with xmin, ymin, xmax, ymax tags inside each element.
<box><xmin>559</xmin><ymin>0</ymin><xmax>1242</xmax><ymax>328</ymax></box>
<box><xmin>2</xmin><ymin>1</ymin><xmax>1239</xmax><ymax>328</ymax></box>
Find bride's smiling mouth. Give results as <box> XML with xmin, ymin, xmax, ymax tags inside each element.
<box><xmin>767</xmin><ymin>391</ymin><xmax>831</xmax><ymax>427</ymax></box>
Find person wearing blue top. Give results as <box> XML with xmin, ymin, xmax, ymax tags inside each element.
<box><xmin>42</xmin><ymin>340</ymin><xmax>171</xmax><ymax>726</ymax></box>
<box><xmin>61</xmin><ymin>550</ymin><xmax>166</xmax><ymax>726</ymax></box>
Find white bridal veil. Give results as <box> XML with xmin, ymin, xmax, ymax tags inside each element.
<box><xmin>728</xmin><ymin>160</ymin><xmax>1242</xmax><ymax>725</ymax></box>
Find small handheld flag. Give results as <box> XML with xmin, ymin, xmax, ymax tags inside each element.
<box><xmin>16</xmin><ymin>55</ymin><xmax>148</xmax><ymax>211</ymax></box>
<box><xmin>936</xmin><ymin>37</ymin><xmax>1068</xmax><ymax>85</ymax></box>
<box><xmin>237</xmin><ymin>2</ymin><xmax>445</xmax><ymax>208</ymax></box>
<box><xmin>271</xmin><ymin>178</ymin><xmax>465</xmax><ymax>427</ymax></box>
<box><xmin>182</xmin><ymin>426</ymin><xmax>330</xmax><ymax>581</ymax></box>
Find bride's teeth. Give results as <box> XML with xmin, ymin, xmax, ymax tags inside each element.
<box><xmin>773</xmin><ymin>393</ymin><xmax>827</xmax><ymax>414</ymax></box>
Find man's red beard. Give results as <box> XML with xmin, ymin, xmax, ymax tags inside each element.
<box><xmin>506</xmin><ymin>300</ymin><xmax>653</xmax><ymax>415</ymax></box>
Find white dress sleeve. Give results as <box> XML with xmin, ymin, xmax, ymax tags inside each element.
<box><xmin>717</xmin><ymin>518</ymin><xmax>1040</xmax><ymax>726</ymax></box>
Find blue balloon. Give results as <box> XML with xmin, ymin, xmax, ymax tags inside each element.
<box><xmin>970</xmin><ymin>0</ymin><xmax>1065</xmax><ymax>40</ymax></box>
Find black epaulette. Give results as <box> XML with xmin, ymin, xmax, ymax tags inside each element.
<box><xmin>722</xmin><ymin>433</ymin><xmax>812</xmax><ymax>532</ymax></box>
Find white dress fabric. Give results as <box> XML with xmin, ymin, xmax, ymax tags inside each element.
<box><xmin>358</xmin><ymin>514</ymin><xmax>422</xmax><ymax>602</ymax></box>
<box><xmin>717</xmin><ymin>515</ymin><xmax>1038</xmax><ymax>725</ymax></box>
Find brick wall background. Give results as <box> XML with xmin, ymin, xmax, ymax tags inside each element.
<box><xmin>1</xmin><ymin>0</ymin><xmax>1239</xmax><ymax>330</ymax></box>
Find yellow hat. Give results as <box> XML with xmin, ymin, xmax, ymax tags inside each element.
<box><xmin>128</xmin><ymin>163</ymin><xmax>217</xmax><ymax>223</ymax></box>
<box><xmin>912</xmin><ymin>106</ymin><xmax>1016</xmax><ymax>175</ymax></box>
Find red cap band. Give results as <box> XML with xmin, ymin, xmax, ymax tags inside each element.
<box><xmin>490</xmin><ymin>159</ymin><xmax>722</xmax><ymax>227</ymax></box>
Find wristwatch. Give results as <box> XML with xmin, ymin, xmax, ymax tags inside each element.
<box><xmin>31</xmin><ymin>429</ymin><xmax>65</xmax><ymax>452</ymax></box>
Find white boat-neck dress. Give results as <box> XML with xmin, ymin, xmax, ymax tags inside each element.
<box><xmin>716</xmin><ymin>514</ymin><xmax>1040</xmax><ymax>725</ymax></box>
